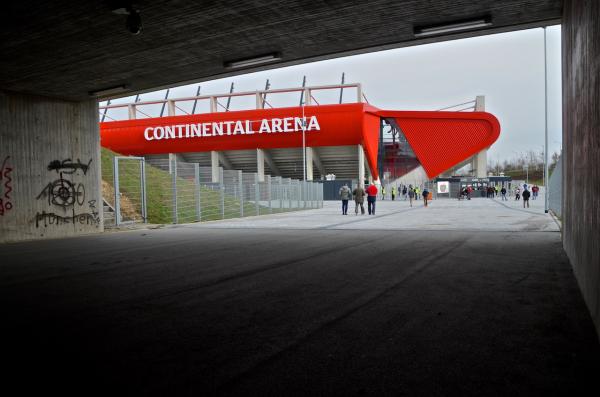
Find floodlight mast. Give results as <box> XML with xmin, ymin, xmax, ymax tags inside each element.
<box><xmin>543</xmin><ymin>27</ymin><xmax>549</xmax><ymax>214</ymax></box>
<box><xmin>302</xmin><ymin>101</ymin><xmax>306</xmax><ymax>181</ymax></box>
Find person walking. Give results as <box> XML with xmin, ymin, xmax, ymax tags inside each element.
<box><xmin>532</xmin><ymin>185</ymin><xmax>539</xmax><ymax>200</ymax></box>
<box><xmin>366</xmin><ymin>183</ymin><xmax>378</xmax><ymax>215</ymax></box>
<box><xmin>391</xmin><ymin>186</ymin><xmax>397</xmax><ymax>201</ymax></box>
<box><xmin>338</xmin><ymin>183</ymin><xmax>351</xmax><ymax>215</ymax></box>
<box><xmin>381</xmin><ymin>185</ymin><xmax>386</xmax><ymax>200</ymax></box>
<box><xmin>422</xmin><ymin>188</ymin><xmax>430</xmax><ymax>207</ymax></box>
<box><xmin>495</xmin><ymin>185</ymin><xmax>499</xmax><ymax>197</ymax></box>
<box><xmin>408</xmin><ymin>187</ymin><xmax>415</xmax><ymax>207</ymax></box>
<box><xmin>501</xmin><ymin>186</ymin><xmax>507</xmax><ymax>201</ymax></box>
<box><xmin>352</xmin><ymin>184</ymin><xmax>366</xmax><ymax>215</ymax></box>
<box><xmin>414</xmin><ymin>186</ymin><xmax>420</xmax><ymax>200</ymax></box>
<box><xmin>515</xmin><ymin>187</ymin><xmax>521</xmax><ymax>201</ymax></box>
<box><xmin>402</xmin><ymin>185</ymin><xmax>408</xmax><ymax>200</ymax></box>
<box><xmin>522</xmin><ymin>187</ymin><xmax>531</xmax><ymax>208</ymax></box>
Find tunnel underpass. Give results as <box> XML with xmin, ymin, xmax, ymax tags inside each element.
<box><xmin>2</xmin><ymin>1</ymin><xmax>600</xmax><ymax>395</ymax></box>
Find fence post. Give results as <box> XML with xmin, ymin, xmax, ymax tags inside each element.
<box><xmin>195</xmin><ymin>163</ymin><xmax>201</xmax><ymax>222</ymax></box>
<box><xmin>220</xmin><ymin>167</ymin><xmax>225</xmax><ymax>219</ymax></box>
<box><xmin>279</xmin><ymin>178</ymin><xmax>283</xmax><ymax>211</ymax></box>
<box><xmin>113</xmin><ymin>157</ymin><xmax>120</xmax><ymax>226</ymax></box>
<box><xmin>268</xmin><ymin>175</ymin><xmax>272</xmax><ymax>213</ymax></box>
<box><xmin>288</xmin><ymin>179</ymin><xmax>292</xmax><ymax>209</ymax></box>
<box><xmin>255</xmin><ymin>173</ymin><xmax>260</xmax><ymax>216</ymax></box>
<box><xmin>171</xmin><ymin>155</ymin><xmax>178</xmax><ymax>224</ymax></box>
<box><xmin>320</xmin><ymin>183</ymin><xmax>323</xmax><ymax>208</ymax></box>
<box><xmin>141</xmin><ymin>159</ymin><xmax>147</xmax><ymax>223</ymax></box>
<box><xmin>238</xmin><ymin>170</ymin><xmax>244</xmax><ymax>217</ymax></box>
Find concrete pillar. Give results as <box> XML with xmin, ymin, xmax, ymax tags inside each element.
<box><xmin>473</xmin><ymin>95</ymin><xmax>488</xmax><ymax>178</ymax></box>
<box><xmin>358</xmin><ymin>144</ymin><xmax>365</xmax><ymax>186</ymax></box>
<box><xmin>306</xmin><ymin>147</ymin><xmax>314</xmax><ymax>181</ymax></box>
<box><xmin>0</xmin><ymin>91</ymin><xmax>102</xmax><ymax>242</ymax></box>
<box><xmin>256</xmin><ymin>148</ymin><xmax>265</xmax><ymax>182</ymax></box>
<box><xmin>211</xmin><ymin>151</ymin><xmax>220</xmax><ymax>183</ymax></box>
<box><xmin>562</xmin><ymin>0</ymin><xmax>600</xmax><ymax>340</ymax></box>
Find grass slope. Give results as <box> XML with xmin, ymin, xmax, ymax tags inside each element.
<box><xmin>101</xmin><ymin>148</ymin><xmax>272</xmax><ymax>224</ymax></box>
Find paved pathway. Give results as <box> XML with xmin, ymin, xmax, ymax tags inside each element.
<box><xmin>187</xmin><ymin>195</ymin><xmax>559</xmax><ymax>232</ymax></box>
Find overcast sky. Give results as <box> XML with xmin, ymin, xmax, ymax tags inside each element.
<box><xmin>104</xmin><ymin>25</ymin><xmax>562</xmax><ymax>162</ymax></box>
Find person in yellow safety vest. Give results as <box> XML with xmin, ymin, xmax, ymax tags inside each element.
<box><xmin>381</xmin><ymin>186</ymin><xmax>386</xmax><ymax>200</ymax></box>
<box><xmin>414</xmin><ymin>187</ymin><xmax>420</xmax><ymax>200</ymax></box>
<box><xmin>391</xmin><ymin>186</ymin><xmax>397</xmax><ymax>201</ymax></box>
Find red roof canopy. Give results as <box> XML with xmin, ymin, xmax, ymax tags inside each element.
<box><xmin>100</xmin><ymin>103</ymin><xmax>500</xmax><ymax>180</ymax></box>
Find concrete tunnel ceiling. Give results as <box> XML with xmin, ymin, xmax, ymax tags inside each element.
<box><xmin>0</xmin><ymin>1</ymin><xmax>562</xmax><ymax>101</ymax></box>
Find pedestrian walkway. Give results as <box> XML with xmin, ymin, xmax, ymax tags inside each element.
<box><xmin>185</xmin><ymin>195</ymin><xmax>559</xmax><ymax>232</ymax></box>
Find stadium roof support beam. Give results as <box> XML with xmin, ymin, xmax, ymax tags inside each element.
<box><xmin>309</xmin><ymin>147</ymin><xmax>326</xmax><ymax>178</ymax></box>
<box><xmin>262</xmin><ymin>149</ymin><xmax>282</xmax><ymax>177</ymax></box>
<box><xmin>218</xmin><ymin>151</ymin><xmax>234</xmax><ymax>170</ymax></box>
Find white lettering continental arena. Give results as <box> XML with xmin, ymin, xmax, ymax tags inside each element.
<box><xmin>144</xmin><ymin>116</ymin><xmax>321</xmax><ymax>141</ymax></box>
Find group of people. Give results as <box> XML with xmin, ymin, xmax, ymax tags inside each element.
<box><xmin>379</xmin><ymin>184</ymin><xmax>424</xmax><ymax>201</ymax></box>
<box><xmin>459</xmin><ymin>182</ymin><xmax>540</xmax><ymax>209</ymax></box>
<box><xmin>513</xmin><ymin>184</ymin><xmax>539</xmax><ymax>208</ymax></box>
<box><xmin>338</xmin><ymin>183</ymin><xmax>430</xmax><ymax>215</ymax></box>
<box><xmin>339</xmin><ymin>181</ymin><xmax>540</xmax><ymax>214</ymax></box>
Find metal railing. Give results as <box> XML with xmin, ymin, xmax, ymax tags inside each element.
<box><xmin>98</xmin><ymin>83</ymin><xmax>363</xmax><ymax>120</ymax></box>
<box><xmin>548</xmin><ymin>154</ymin><xmax>562</xmax><ymax>218</ymax></box>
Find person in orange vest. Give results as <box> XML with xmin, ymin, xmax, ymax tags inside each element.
<box><xmin>366</xmin><ymin>183</ymin><xmax>378</xmax><ymax>215</ymax></box>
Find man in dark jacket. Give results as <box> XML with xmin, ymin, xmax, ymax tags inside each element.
<box><xmin>522</xmin><ymin>188</ymin><xmax>531</xmax><ymax>208</ymax></box>
<box><xmin>423</xmin><ymin>188</ymin><xmax>430</xmax><ymax>207</ymax></box>
<box><xmin>366</xmin><ymin>183</ymin><xmax>378</xmax><ymax>215</ymax></box>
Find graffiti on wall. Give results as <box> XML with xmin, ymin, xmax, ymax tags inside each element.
<box><xmin>35</xmin><ymin>158</ymin><xmax>100</xmax><ymax>228</ymax></box>
<box><xmin>0</xmin><ymin>156</ymin><xmax>14</xmax><ymax>216</ymax></box>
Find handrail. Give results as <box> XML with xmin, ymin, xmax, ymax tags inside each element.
<box><xmin>98</xmin><ymin>83</ymin><xmax>363</xmax><ymax>111</ymax></box>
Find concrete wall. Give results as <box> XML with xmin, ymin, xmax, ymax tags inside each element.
<box><xmin>0</xmin><ymin>91</ymin><xmax>102</xmax><ymax>243</ymax></box>
<box><xmin>562</xmin><ymin>0</ymin><xmax>600</xmax><ymax>338</ymax></box>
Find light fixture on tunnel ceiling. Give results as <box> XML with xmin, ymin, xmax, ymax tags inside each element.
<box><xmin>89</xmin><ymin>85</ymin><xmax>130</xmax><ymax>98</ymax></box>
<box><xmin>224</xmin><ymin>53</ymin><xmax>282</xmax><ymax>69</ymax></box>
<box><xmin>414</xmin><ymin>17</ymin><xmax>492</xmax><ymax>38</ymax></box>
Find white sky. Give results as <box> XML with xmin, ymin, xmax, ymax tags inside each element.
<box><xmin>103</xmin><ymin>25</ymin><xmax>562</xmax><ymax>162</ymax></box>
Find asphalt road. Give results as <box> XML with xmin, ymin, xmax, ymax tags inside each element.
<box><xmin>1</xmin><ymin>199</ymin><xmax>598</xmax><ymax>396</ymax></box>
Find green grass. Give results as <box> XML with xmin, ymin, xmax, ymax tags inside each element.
<box><xmin>101</xmin><ymin>148</ymin><xmax>281</xmax><ymax>224</ymax></box>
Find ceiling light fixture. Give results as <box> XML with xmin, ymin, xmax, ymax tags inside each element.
<box><xmin>414</xmin><ymin>18</ymin><xmax>492</xmax><ymax>38</ymax></box>
<box><xmin>89</xmin><ymin>85</ymin><xmax>130</xmax><ymax>97</ymax></box>
<box><xmin>224</xmin><ymin>53</ymin><xmax>282</xmax><ymax>69</ymax></box>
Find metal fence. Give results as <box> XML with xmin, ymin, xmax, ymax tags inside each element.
<box><xmin>104</xmin><ymin>154</ymin><xmax>323</xmax><ymax>226</ymax></box>
<box><xmin>114</xmin><ymin>156</ymin><xmax>147</xmax><ymax>225</ymax></box>
<box><xmin>548</xmin><ymin>155</ymin><xmax>562</xmax><ymax>218</ymax></box>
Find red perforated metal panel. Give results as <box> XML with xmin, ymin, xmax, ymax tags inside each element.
<box><xmin>373</xmin><ymin>110</ymin><xmax>500</xmax><ymax>178</ymax></box>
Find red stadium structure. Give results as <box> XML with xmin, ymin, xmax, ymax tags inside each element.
<box><xmin>100</xmin><ymin>85</ymin><xmax>500</xmax><ymax>183</ymax></box>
